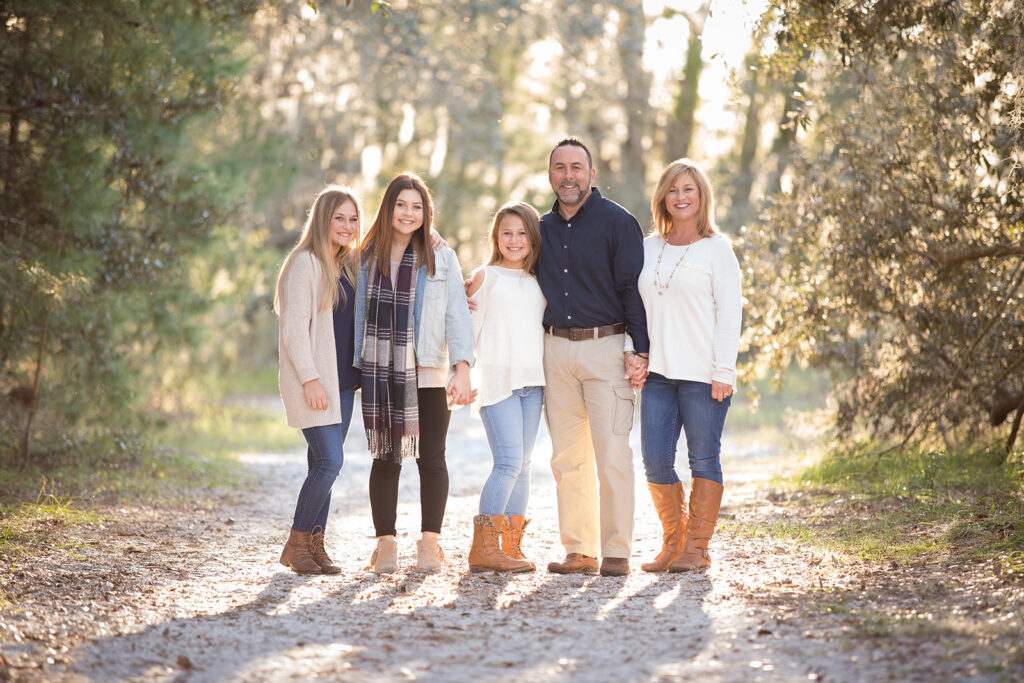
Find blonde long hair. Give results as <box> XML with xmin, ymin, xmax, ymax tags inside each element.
<box><xmin>274</xmin><ymin>185</ymin><xmax>361</xmax><ymax>314</ymax></box>
<box><xmin>651</xmin><ymin>158</ymin><xmax>719</xmax><ymax>238</ymax></box>
<box><xmin>486</xmin><ymin>201</ymin><xmax>541</xmax><ymax>275</ymax></box>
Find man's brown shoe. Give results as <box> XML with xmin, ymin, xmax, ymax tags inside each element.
<box><xmin>600</xmin><ymin>557</ymin><xmax>629</xmax><ymax>576</ymax></box>
<box><xmin>547</xmin><ymin>553</ymin><xmax>598</xmax><ymax>574</ymax></box>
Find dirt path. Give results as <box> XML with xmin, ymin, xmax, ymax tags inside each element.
<box><xmin>1</xmin><ymin>401</ymin><xmax>1021</xmax><ymax>681</ymax></box>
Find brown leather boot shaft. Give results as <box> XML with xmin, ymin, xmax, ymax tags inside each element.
<box><xmin>501</xmin><ymin>515</ymin><xmax>535</xmax><ymax>570</ymax></box>
<box><xmin>641</xmin><ymin>481</ymin><xmax>687</xmax><ymax>572</ymax></box>
<box><xmin>670</xmin><ymin>478</ymin><xmax>724</xmax><ymax>572</ymax></box>
<box><xmin>310</xmin><ymin>528</ymin><xmax>341</xmax><ymax>575</ymax></box>
<box><xmin>279</xmin><ymin>529</ymin><xmax>321</xmax><ymax>574</ymax></box>
<box><xmin>468</xmin><ymin>515</ymin><xmax>534</xmax><ymax>573</ymax></box>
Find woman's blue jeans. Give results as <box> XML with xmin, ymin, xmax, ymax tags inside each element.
<box><xmin>478</xmin><ymin>386</ymin><xmax>543</xmax><ymax>516</ymax></box>
<box><xmin>641</xmin><ymin>373</ymin><xmax>730</xmax><ymax>486</ymax></box>
<box><xmin>292</xmin><ymin>388</ymin><xmax>355</xmax><ymax>532</ymax></box>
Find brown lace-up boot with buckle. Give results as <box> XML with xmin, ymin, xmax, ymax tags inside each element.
<box><xmin>310</xmin><ymin>526</ymin><xmax>341</xmax><ymax>575</ymax></box>
<box><xmin>280</xmin><ymin>529</ymin><xmax>321</xmax><ymax>574</ymax></box>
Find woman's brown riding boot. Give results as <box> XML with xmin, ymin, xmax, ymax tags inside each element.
<box><xmin>468</xmin><ymin>515</ymin><xmax>533</xmax><ymax>573</ymax></box>
<box><xmin>279</xmin><ymin>529</ymin><xmax>321</xmax><ymax>574</ymax></box>
<box><xmin>641</xmin><ymin>481</ymin><xmax>687</xmax><ymax>572</ymax></box>
<box><xmin>669</xmin><ymin>478</ymin><xmax>724</xmax><ymax>572</ymax></box>
<box><xmin>310</xmin><ymin>526</ymin><xmax>341</xmax><ymax>575</ymax></box>
<box><xmin>501</xmin><ymin>515</ymin><xmax>536</xmax><ymax>571</ymax></box>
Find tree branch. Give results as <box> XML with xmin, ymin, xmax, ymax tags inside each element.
<box><xmin>0</xmin><ymin>97</ymin><xmax>71</xmax><ymax>115</ymax></box>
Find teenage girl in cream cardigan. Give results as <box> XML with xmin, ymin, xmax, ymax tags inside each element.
<box><xmin>274</xmin><ymin>185</ymin><xmax>361</xmax><ymax>574</ymax></box>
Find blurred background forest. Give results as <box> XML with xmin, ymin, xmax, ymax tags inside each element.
<box><xmin>1</xmin><ymin>0</ymin><xmax>1022</xmax><ymax>474</ymax></box>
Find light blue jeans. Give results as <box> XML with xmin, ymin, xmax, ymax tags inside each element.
<box><xmin>478</xmin><ymin>386</ymin><xmax>544</xmax><ymax>516</ymax></box>
<box><xmin>292</xmin><ymin>388</ymin><xmax>355</xmax><ymax>532</ymax></box>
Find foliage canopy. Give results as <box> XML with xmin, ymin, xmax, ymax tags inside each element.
<box><xmin>742</xmin><ymin>0</ymin><xmax>1024</xmax><ymax>453</ymax></box>
<box><xmin>0</xmin><ymin>0</ymin><xmax>261</xmax><ymax>464</ymax></box>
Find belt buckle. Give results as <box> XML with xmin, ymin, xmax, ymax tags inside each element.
<box><xmin>569</xmin><ymin>327</ymin><xmax>583</xmax><ymax>341</ymax></box>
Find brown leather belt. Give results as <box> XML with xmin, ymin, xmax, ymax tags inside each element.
<box><xmin>544</xmin><ymin>323</ymin><xmax>626</xmax><ymax>341</ymax></box>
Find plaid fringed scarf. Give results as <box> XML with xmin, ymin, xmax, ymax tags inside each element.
<box><xmin>360</xmin><ymin>244</ymin><xmax>419</xmax><ymax>462</ymax></box>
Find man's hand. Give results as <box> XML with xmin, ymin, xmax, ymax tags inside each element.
<box><xmin>624</xmin><ymin>352</ymin><xmax>649</xmax><ymax>390</ymax></box>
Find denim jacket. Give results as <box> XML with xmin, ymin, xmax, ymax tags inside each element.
<box><xmin>354</xmin><ymin>244</ymin><xmax>475</xmax><ymax>371</ymax></box>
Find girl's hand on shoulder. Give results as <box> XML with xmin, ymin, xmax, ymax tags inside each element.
<box><xmin>711</xmin><ymin>380</ymin><xmax>733</xmax><ymax>402</ymax></box>
<box><xmin>303</xmin><ymin>378</ymin><xmax>329</xmax><ymax>411</ymax></box>
<box><xmin>430</xmin><ymin>228</ymin><xmax>448</xmax><ymax>250</ymax></box>
<box><xmin>464</xmin><ymin>268</ymin><xmax>486</xmax><ymax>312</ymax></box>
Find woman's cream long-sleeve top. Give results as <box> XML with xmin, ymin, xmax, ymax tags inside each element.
<box><xmin>637</xmin><ymin>233</ymin><xmax>742</xmax><ymax>386</ymax></box>
<box><xmin>277</xmin><ymin>251</ymin><xmax>343</xmax><ymax>429</ymax></box>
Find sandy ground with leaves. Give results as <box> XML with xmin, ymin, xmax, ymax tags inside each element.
<box><xmin>1</xmin><ymin>400</ymin><xmax>1022</xmax><ymax>681</ymax></box>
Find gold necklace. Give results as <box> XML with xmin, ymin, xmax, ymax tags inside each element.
<box><xmin>652</xmin><ymin>236</ymin><xmax>699</xmax><ymax>295</ymax></box>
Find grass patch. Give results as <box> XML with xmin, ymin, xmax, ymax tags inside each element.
<box><xmin>0</xmin><ymin>480</ymin><xmax>105</xmax><ymax>560</ymax></box>
<box><xmin>747</xmin><ymin>443</ymin><xmax>1024</xmax><ymax>572</ymax></box>
<box><xmin>0</xmin><ymin>383</ymin><xmax>298</xmax><ymax>560</ymax></box>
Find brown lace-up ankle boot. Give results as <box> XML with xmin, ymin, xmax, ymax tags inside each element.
<box><xmin>279</xmin><ymin>529</ymin><xmax>321</xmax><ymax>574</ymax></box>
<box><xmin>310</xmin><ymin>526</ymin><xmax>341</xmax><ymax>575</ymax></box>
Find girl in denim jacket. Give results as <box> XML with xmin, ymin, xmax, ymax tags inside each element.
<box><xmin>353</xmin><ymin>172</ymin><xmax>475</xmax><ymax>573</ymax></box>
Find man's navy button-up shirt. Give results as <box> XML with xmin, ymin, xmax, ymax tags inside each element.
<box><xmin>537</xmin><ymin>187</ymin><xmax>650</xmax><ymax>353</ymax></box>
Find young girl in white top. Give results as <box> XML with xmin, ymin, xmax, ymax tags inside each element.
<box><xmin>637</xmin><ymin>159</ymin><xmax>742</xmax><ymax>574</ymax></box>
<box><xmin>465</xmin><ymin>201</ymin><xmax>546</xmax><ymax>573</ymax></box>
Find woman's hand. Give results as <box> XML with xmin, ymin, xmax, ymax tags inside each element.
<box><xmin>303</xmin><ymin>378</ymin><xmax>328</xmax><ymax>410</ymax></box>
<box><xmin>447</xmin><ymin>362</ymin><xmax>477</xmax><ymax>407</ymax></box>
<box><xmin>624</xmin><ymin>352</ymin><xmax>649</xmax><ymax>389</ymax></box>
<box><xmin>711</xmin><ymin>380</ymin><xmax>733</xmax><ymax>402</ymax></box>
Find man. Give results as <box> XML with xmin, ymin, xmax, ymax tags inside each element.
<box><xmin>537</xmin><ymin>138</ymin><xmax>649</xmax><ymax>576</ymax></box>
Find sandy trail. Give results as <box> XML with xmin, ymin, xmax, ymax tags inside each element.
<box><xmin>2</xmin><ymin>400</ymin><xmax>1020</xmax><ymax>681</ymax></box>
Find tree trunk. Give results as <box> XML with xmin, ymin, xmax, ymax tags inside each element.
<box><xmin>766</xmin><ymin>67</ymin><xmax>806</xmax><ymax>196</ymax></box>
<box><xmin>20</xmin><ymin>227</ymin><xmax>68</xmax><ymax>467</ymax></box>
<box><xmin>665</xmin><ymin>3</ymin><xmax>710</xmax><ymax>162</ymax></box>
<box><xmin>615</xmin><ymin>2</ymin><xmax>651</xmax><ymax>221</ymax></box>
<box><xmin>730</xmin><ymin>55</ymin><xmax>762</xmax><ymax>229</ymax></box>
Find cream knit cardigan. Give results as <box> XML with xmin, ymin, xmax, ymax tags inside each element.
<box><xmin>277</xmin><ymin>250</ymin><xmax>343</xmax><ymax>429</ymax></box>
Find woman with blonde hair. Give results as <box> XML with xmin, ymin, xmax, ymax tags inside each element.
<box><xmin>465</xmin><ymin>201</ymin><xmax>545</xmax><ymax>573</ymax></box>
<box><xmin>274</xmin><ymin>185</ymin><xmax>362</xmax><ymax>574</ymax></box>
<box><xmin>353</xmin><ymin>172</ymin><xmax>475</xmax><ymax>573</ymax></box>
<box><xmin>637</xmin><ymin>159</ymin><xmax>742</xmax><ymax>573</ymax></box>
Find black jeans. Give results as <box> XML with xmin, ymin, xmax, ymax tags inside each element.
<box><xmin>369</xmin><ymin>387</ymin><xmax>451</xmax><ymax>536</ymax></box>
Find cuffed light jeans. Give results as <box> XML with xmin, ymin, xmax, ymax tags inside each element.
<box><xmin>478</xmin><ymin>386</ymin><xmax>544</xmax><ymax>516</ymax></box>
<box><xmin>543</xmin><ymin>333</ymin><xmax>636</xmax><ymax>559</ymax></box>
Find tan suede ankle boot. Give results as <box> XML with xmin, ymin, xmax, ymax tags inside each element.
<box><xmin>415</xmin><ymin>536</ymin><xmax>446</xmax><ymax>572</ymax></box>
<box><xmin>370</xmin><ymin>536</ymin><xmax>399</xmax><ymax>574</ymax></box>
<box><xmin>280</xmin><ymin>529</ymin><xmax>321</xmax><ymax>574</ymax></box>
<box><xmin>641</xmin><ymin>481</ymin><xmax>687</xmax><ymax>572</ymax></box>
<box><xmin>468</xmin><ymin>515</ymin><xmax>533</xmax><ymax>573</ymax></box>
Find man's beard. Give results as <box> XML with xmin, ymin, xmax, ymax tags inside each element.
<box><xmin>556</xmin><ymin>183</ymin><xmax>586</xmax><ymax>206</ymax></box>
